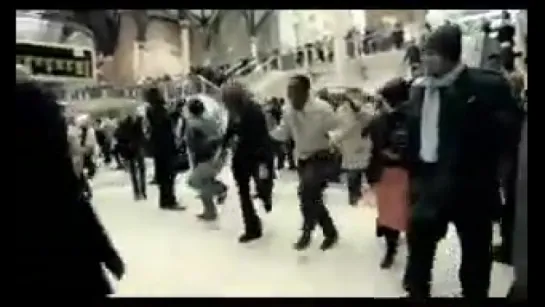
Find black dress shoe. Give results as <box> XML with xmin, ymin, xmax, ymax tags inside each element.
<box><xmin>320</xmin><ymin>234</ymin><xmax>338</xmax><ymax>251</ymax></box>
<box><xmin>160</xmin><ymin>204</ymin><xmax>186</xmax><ymax>211</ymax></box>
<box><xmin>239</xmin><ymin>231</ymin><xmax>262</xmax><ymax>243</ymax></box>
<box><xmin>293</xmin><ymin>233</ymin><xmax>312</xmax><ymax>251</ymax></box>
<box><xmin>263</xmin><ymin>198</ymin><xmax>272</xmax><ymax>213</ymax></box>
<box><xmin>380</xmin><ymin>252</ymin><xmax>395</xmax><ymax>269</ymax></box>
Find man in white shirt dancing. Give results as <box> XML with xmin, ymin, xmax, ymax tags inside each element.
<box><xmin>270</xmin><ymin>75</ymin><xmax>340</xmax><ymax>251</ymax></box>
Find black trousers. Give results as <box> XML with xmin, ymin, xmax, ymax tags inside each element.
<box><xmin>346</xmin><ymin>169</ymin><xmax>364</xmax><ymax>202</ymax></box>
<box><xmin>233</xmin><ymin>157</ymin><xmax>274</xmax><ymax>234</ymax></box>
<box><xmin>128</xmin><ymin>152</ymin><xmax>147</xmax><ymax>198</ymax></box>
<box><xmin>405</xmin><ymin>212</ymin><xmax>493</xmax><ymax>298</ymax></box>
<box><xmin>499</xmin><ymin>154</ymin><xmax>518</xmax><ymax>254</ymax></box>
<box><xmin>285</xmin><ymin>140</ymin><xmax>296</xmax><ymax>168</ymax></box>
<box><xmin>83</xmin><ymin>154</ymin><xmax>96</xmax><ymax>179</ymax></box>
<box><xmin>154</xmin><ymin>155</ymin><xmax>176</xmax><ymax>207</ymax></box>
<box><xmin>297</xmin><ymin>155</ymin><xmax>337</xmax><ymax>238</ymax></box>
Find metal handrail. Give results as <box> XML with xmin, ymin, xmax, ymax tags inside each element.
<box><xmin>62</xmin><ymin>73</ymin><xmax>222</xmax><ymax>104</ymax></box>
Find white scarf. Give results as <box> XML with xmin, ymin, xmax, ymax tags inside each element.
<box><xmin>419</xmin><ymin>63</ymin><xmax>466</xmax><ymax>162</ymax></box>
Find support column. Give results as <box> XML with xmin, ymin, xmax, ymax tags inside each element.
<box><xmin>250</xmin><ymin>36</ymin><xmax>259</xmax><ymax>59</ymax></box>
<box><xmin>332</xmin><ymin>10</ymin><xmax>351</xmax><ymax>84</ymax></box>
<box><xmin>133</xmin><ymin>41</ymin><xmax>146</xmax><ymax>83</ymax></box>
<box><xmin>179</xmin><ymin>19</ymin><xmax>191</xmax><ymax>76</ymax></box>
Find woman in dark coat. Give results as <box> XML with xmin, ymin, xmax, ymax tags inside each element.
<box><xmin>15</xmin><ymin>76</ymin><xmax>124</xmax><ymax>295</ymax></box>
<box><xmin>365</xmin><ymin>77</ymin><xmax>411</xmax><ymax>269</ymax></box>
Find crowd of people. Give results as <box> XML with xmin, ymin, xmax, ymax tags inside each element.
<box><xmin>17</xmin><ymin>20</ymin><xmax>526</xmax><ymax>300</ymax></box>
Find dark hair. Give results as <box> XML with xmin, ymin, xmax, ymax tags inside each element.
<box><xmin>291</xmin><ymin>74</ymin><xmax>311</xmax><ymax>91</ymax></box>
<box><xmin>145</xmin><ymin>87</ymin><xmax>164</xmax><ymax>105</ymax></box>
<box><xmin>378</xmin><ymin>77</ymin><xmax>410</xmax><ymax>108</ymax></box>
<box><xmin>423</xmin><ymin>24</ymin><xmax>462</xmax><ymax>63</ymax></box>
<box><xmin>188</xmin><ymin>98</ymin><xmax>205</xmax><ymax>117</ymax></box>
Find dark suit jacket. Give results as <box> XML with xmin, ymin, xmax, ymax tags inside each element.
<box><xmin>403</xmin><ymin>68</ymin><xmax>522</xmax><ymax>222</ymax></box>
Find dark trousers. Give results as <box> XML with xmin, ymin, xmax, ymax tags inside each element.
<box><xmin>285</xmin><ymin>140</ymin><xmax>296</xmax><ymax>168</ymax></box>
<box><xmin>83</xmin><ymin>154</ymin><xmax>96</xmax><ymax>179</ymax></box>
<box><xmin>233</xmin><ymin>157</ymin><xmax>274</xmax><ymax>234</ymax></box>
<box><xmin>154</xmin><ymin>156</ymin><xmax>176</xmax><ymax>207</ymax></box>
<box><xmin>128</xmin><ymin>152</ymin><xmax>147</xmax><ymax>198</ymax></box>
<box><xmin>405</xmin><ymin>213</ymin><xmax>493</xmax><ymax>298</ymax></box>
<box><xmin>112</xmin><ymin>144</ymin><xmax>124</xmax><ymax>168</ymax></box>
<box><xmin>297</xmin><ymin>155</ymin><xmax>338</xmax><ymax>238</ymax></box>
<box><xmin>346</xmin><ymin>169</ymin><xmax>364</xmax><ymax>203</ymax></box>
<box><xmin>499</xmin><ymin>155</ymin><xmax>518</xmax><ymax>255</ymax></box>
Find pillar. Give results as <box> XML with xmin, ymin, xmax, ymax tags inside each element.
<box><xmin>133</xmin><ymin>41</ymin><xmax>146</xmax><ymax>83</ymax></box>
<box><xmin>179</xmin><ymin>19</ymin><xmax>191</xmax><ymax>76</ymax></box>
<box><xmin>332</xmin><ymin>10</ymin><xmax>351</xmax><ymax>84</ymax></box>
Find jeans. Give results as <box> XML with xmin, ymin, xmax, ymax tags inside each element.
<box><xmin>128</xmin><ymin>152</ymin><xmax>147</xmax><ymax>198</ymax></box>
<box><xmin>187</xmin><ymin>154</ymin><xmax>227</xmax><ymax>216</ymax></box>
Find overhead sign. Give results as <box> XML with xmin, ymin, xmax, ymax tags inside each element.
<box><xmin>16</xmin><ymin>40</ymin><xmax>95</xmax><ymax>81</ymax></box>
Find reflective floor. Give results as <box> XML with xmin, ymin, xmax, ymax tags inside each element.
<box><xmin>91</xmin><ymin>163</ymin><xmax>513</xmax><ymax>297</ymax></box>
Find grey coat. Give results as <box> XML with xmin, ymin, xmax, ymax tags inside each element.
<box><xmin>512</xmin><ymin>117</ymin><xmax>527</xmax><ymax>289</ymax></box>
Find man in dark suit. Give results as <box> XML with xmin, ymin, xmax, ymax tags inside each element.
<box><xmin>402</xmin><ymin>25</ymin><xmax>521</xmax><ymax>299</ymax></box>
<box><xmin>117</xmin><ymin>112</ymin><xmax>148</xmax><ymax>200</ymax></box>
<box><xmin>145</xmin><ymin>87</ymin><xmax>183</xmax><ymax>210</ymax></box>
<box><xmin>221</xmin><ymin>83</ymin><xmax>275</xmax><ymax>243</ymax></box>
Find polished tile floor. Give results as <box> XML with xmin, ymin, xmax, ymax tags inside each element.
<box><xmin>91</xmin><ymin>165</ymin><xmax>513</xmax><ymax>297</ymax></box>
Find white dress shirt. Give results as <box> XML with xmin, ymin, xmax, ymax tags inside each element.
<box><xmin>270</xmin><ymin>98</ymin><xmax>338</xmax><ymax>160</ymax></box>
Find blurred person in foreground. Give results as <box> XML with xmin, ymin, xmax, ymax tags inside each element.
<box><xmin>507</xmin><ymin>116</ymin><xmax>527</xmax><ymax>302</ymax></box>
<box><xmin>221</xmin><ymin>82</ymin><xmax>275</xmax><ymax>243</ymax></box>
<box><xmin>402</xmin><ymin>25</ymin><xmax>521</xmax><ymax>298</ymax></box>
<box><xmin>365</xmin><ymin>78</ymin><xmax>411</xmax><ymax>270</ymax></box>
<box><xmin>15</xmin><ymin>73</ymin><xmax>124</xmax><ymax>296</ymax></box>
<box><xmin>145</xmin><ymin>87</ymin><xmax>183</xmax><ymax>210</ymax></box>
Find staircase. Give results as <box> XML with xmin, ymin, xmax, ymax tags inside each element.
<box><xmin>237</xmin><ymin>49</ymin><xmax>406</xmax><ymax>101</ymax></box>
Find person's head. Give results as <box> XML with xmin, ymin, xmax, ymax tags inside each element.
<box><xmin>145</xmin><ymin>87</ymin><xmax>164</xmax><ymax>106</ymax></box>
<box><xmin>221</xmin><ymin>81</ymin><xmax>248</xmax><ymax>115</ymax></box>
<box><xmin>288</xmin><ymin>74</ymin><xmax>311</xmax><ymax>110</ymax></box>
<box><xmin>377</xmin><ymin>78</ymin><xmax>410</xmax><ymax>112</ymax></box>
<box><xmin>422</xmin><ymin>24</ymin><xmax>462</xmax><ymax>77</ymax></box>
<box><xmin>481</xmin><ymin>19</ymin><xmax>492</xmax><ymax>33</ymax></box>
<box><xmin>187</xmin><ymin>98</ymin><xmax>206</xmax><ymax>118</ymax></box>
<box><xmin>502</xmin><ymin>10</ymin><xmax>511</xmax><ymax>21</ymax></box>
<box><xmin>278</xmin><ymin>97</ymin><xmax>285</xmax><ymax>106</ymax></box>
